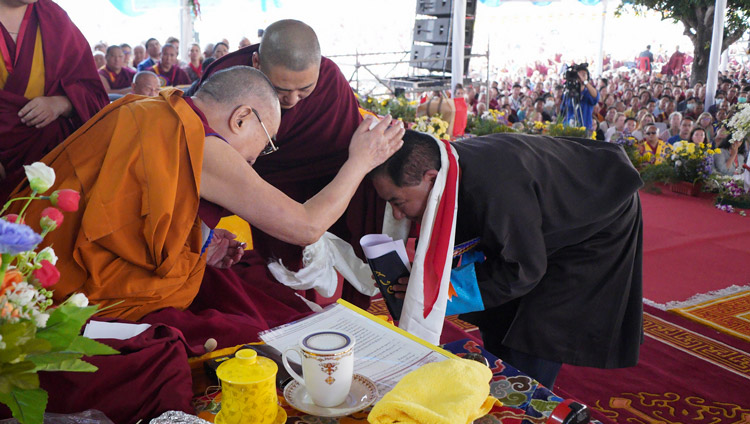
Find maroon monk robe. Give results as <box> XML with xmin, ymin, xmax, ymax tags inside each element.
<box><xmin>198</xmin><ymin>45</ymin><xmax>385</xmax><ymax>308</ymax></box>
<box><xmin>0</xmin><ymin>0</ymin><xmax>108</xmax><ymax>203</ymax></box>
<box><xmin>37</xmin><ymin>325</ymin><xmax>203</xmax><ymax>424</ymax></box>
<box><xmin>98</xmin><ymin>65</ymin><xmax>136</xmax><ymax>90</ymax></box>
<box><xmin>147</xmin><ymin>62</ymin><xmax>192</xmax><ymax>87</ymax></box>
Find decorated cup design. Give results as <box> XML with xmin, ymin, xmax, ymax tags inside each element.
<box><xmin>282</xmin><ymin>331</ymin><xmax>355</xmax><ymax>407</ymax></box>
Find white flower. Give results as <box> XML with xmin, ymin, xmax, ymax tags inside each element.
<box><xmin>23</xmin><ymin>162</ymin><xmax>55</xmax><ymax>193</ymax></box>
<box><xmin>8</xmin><ymin>283</ymin><xmax>36</xmax><ymax>306</ymax></box>
<box><xmin>34</xmin><ymin>312</ymin><xmax>49</xmax><ymax>328</ymax></box>
<box><xmin>675</xmin><ymin>160</ymin><xmax>683</xmax><ymax>166</ymax></box>
<box><xmin>0</xmin><ymin>334</ymin><xmax>5</xmax><ymax>350</ymax></box>
<box><xmin>36</xmin><ymin>247</ymin><xmax>58</xmax><ymax>265</ymax></box>
<box><xmin>68</xmin><ymin>293</ymin><xmax>89</xmax><ymax>307</ymax></box>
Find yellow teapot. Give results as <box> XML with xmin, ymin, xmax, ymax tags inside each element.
<box><xmin>215</xmin><ymin>348</ymin><xmax>283</xmax><ymax>424</ymax></box>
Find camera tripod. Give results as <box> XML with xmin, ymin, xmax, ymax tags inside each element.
<box><xmin>559</xmin><ymin>88</ymin><xmax>584</xmax><ymax>128</ymax></box>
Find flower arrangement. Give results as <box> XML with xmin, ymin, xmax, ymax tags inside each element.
<box><xmin>465</xmin><ymin>110</ymin><xmax>515</xmax><ymax>136</ymax></box>
<box><xmin>357</xmin><ymin>94</ymin><xmax>417</xmax><ymax>123</ymax></box>
<box><xmin>714</xmin><ymin>178</ymin><xmax>750</xmax><ymax>210</ymax></box>
<box><xmin>413</xmin><ymin>115</ymin><xmax>450</xmax><ymax>140</ymax></box>
<box><xmin>0</xmin><ymin>163</ymin><xmax>117</xmax><ymax>424</ymax></box>
<box><xmin>667</xmin><ymin>141</ymin><xmax>720</xmax><ymax>184</ymax></box>
<box><xmin>613</xmin><ymin>133</ymin><xmax>649</xmax><ymax>170</ymax></box>
<box><xmin>546</xmin><ymin>123</ymin><xmax>587</xmax><ymax>138</ymax></box>
<box><xmin>727</xmin><ymin>103</ymin><xmax>750</xmax><ymax>144</ymax></box>
<box><xmin>640</xmin><ymin>141</ymin><xmax>720</xmax><ymax>192</ymax></box>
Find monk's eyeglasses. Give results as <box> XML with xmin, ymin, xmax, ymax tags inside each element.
<box><xmin>251</xmin><ymin>108</ymin><xmax>279</xmax><ymax>156</ymax></box>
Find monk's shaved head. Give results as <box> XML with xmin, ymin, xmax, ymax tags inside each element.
<box><xmin>196</xmin><ymin>65</ymin><xmax>278</xmax><ymax>109</ymax></box>
<box><xmin>258</xmin><ymin>19</ymin><xmax>321</xmax><ymax>72</ymax></box>
<box><xmin>105</xmin><ymin>45</ymin><xmax>122</xmax><ymax>58</ymax></box>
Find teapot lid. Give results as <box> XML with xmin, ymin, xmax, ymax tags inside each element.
<box><xmin>216</xmin><ymin>348</ymin><xmax>277</xmax><ymax>384</ymax></box>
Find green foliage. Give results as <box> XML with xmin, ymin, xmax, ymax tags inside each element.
<box><xmin>36</xmin><ymin>304</ymin><xmax>99</xmax><ymax>350</ymax></box>
<box><xmin>640</xmin><ymin>162</ymin><xmax>677</xmax><ymax>184</ymax></box>
<box><xmin>357</xmin><ymin>94</ymin><xmax>417</xmax><ymax>123</ymax></box>
<box><xmin>0</xmin><ymin>388</ymin><xmax>47</xmax><ymax>424</ymax></box>
<box><xmin>0</xmin><ymin>303</ymin><xmax>117</xmax><ymax>424</ymax></box>
<box><xmin>546</xmin><ymin>123</ymin><xmax>587</xmax><ymax>138</ymax></box>
<box><xmin>465</xmin><ymin>114</ymin><xmax>516</xmax><ymax>136</ymax></box>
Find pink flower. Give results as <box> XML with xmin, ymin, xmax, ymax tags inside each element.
<box><xmin>33</xmin><ymin>260</ymin><xmax>60</xmax><ymax>288</ymax></box>
<box><xmin>40</xmin><ymin>207</ymin><xmax>64</xmax><ymax>231</ymax></box>
<box><xmin>50</xmin><ymin>189</ymin><xmax>80</xmax><ymax>212</ymax></box>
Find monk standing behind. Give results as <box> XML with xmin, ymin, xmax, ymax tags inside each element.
<box><xmin>11</xmin><ymin>66</ymin><xmax>404</xmax><ymax>321</ymax></box>
<box><xmin>98</xmin><ymin>44</ymin><xmax>135</xmax><ymax>96</ymax></box>
<box><xmin>146</xmin><ymin>43</ymin><xmax>191</xmax><ymax>87</ymax></box>
<box><xmin>0</xmin><ymin>0</ymin><xmax>108</xmax><ymax>202</ymax></box>
<box><xmin>191</xmin><ymin>20</ymin><xmax>382</xmax><ymax>306</ymax></box>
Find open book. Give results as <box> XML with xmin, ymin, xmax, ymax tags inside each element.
<box><xmin>259</xmin><ymin>300</ymin><xmax>454</xmax><ymax>396</ymax></box>
<box><xmin>359</xmin><ymin>234</ymin><xmax>411</xmax><ymax>321</ymax></box>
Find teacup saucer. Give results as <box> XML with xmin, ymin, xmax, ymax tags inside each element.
<box><xmin>283</xmin><ymin>374</ymin><xmax>379</xmax><ymax>418</ymax></box>
<box><xmin>273</xmin><ymin>405</ymin><xmax>287</xmax><ymax>424</ymax></box>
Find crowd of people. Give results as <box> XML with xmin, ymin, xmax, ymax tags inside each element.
<box><xmin>89</xmin><ymin>35</ymin><xmax>255</xmax><ymax>100</ymax></box>
<box><xmin>453</xmin><ymin>52</ymin><xmax>749</xmax><ymax>176</ymax></box>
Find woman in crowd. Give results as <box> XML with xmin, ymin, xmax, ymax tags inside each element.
<box><xmin>689</xmin><ymin>126</ymin><xmax>707</xmax><ymax>145</ymax></box>
<box><xmin>696</xmin><ymin>112</ymin><xmax>715</xmax><ymax>146</ymax></box>
<box><xmin>183</xmin><ymin>43</ymin><xmax>203</xmax><ymax>82</ymax></box>
<box><xmin>713</xmin><ymin>127</ymin><xmax>747</xmax><ymax>176</ymax></box>
<box><xmin>633</xmin><ymin>113</ymin><xmax>655</xmax><ymax>141</ymax></box>
<box><xmin>599</xmin><ymin>108</ymin><xmax>617</xmax><ymax>133</ymax></box>
<box><xmin>660</xmin><ymin>111</ymin><xmax>682</xmax><ymax>141</ymax></box>
<box><xmin>516</xmin><ymin>97</ymin><xmax>534</xmax><ymax>121</ymax></box>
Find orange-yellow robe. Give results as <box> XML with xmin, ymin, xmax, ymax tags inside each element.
<box><xmin>11</xmin><ymin>88</ymin><xmax>206</xmax><ymax>320</ymax></box>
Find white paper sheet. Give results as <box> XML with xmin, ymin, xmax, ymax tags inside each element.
<box><xmin>83</xmin><ymin>321</ymin><xmax>151</xmax><ymax>340</ymax></box>
<box><xmin>259</xmin><ymin>303</ymin><xmax>448</xmax><ymax>394</ymax></box>
<box><xmin>360</xmin><ymin>234</ymin><xmax>411</xmax><ymax>272</ymax></box>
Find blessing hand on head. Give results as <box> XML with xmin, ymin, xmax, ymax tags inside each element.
<box><xmin>349</xmin><ymin>115</ymin><xmax>405</xmax><ymax>172</ymax></box>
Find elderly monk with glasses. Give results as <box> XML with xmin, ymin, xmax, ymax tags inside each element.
<box><xmin>188</xmin><ymin>19</ymin><xmax>387</xmax><ymax>310</ymax></box>
<box><xmin>9</xmin><ymin>66</ymin><xmax>404</xmax><ymax>321</ymax></box>
<box><xmin>639</xmin><ymin>123</ymin><xmax>668</xmax><ymax>164</ymax></box>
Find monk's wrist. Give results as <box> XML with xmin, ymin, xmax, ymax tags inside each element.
<box><xmin>51</xmin><ymin>96</ymin><xmax>73</xmax><ymax>118</ymax></box>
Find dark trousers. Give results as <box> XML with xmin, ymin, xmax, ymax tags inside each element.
<box><xmin>480</xmin><ymin>329</ymin><xmax>562</xmax><ymax>388</ymax></box>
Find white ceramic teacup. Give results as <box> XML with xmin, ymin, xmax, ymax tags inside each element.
<box><xmin>282</xmin><ymin>330</ymin><xmax>355</xmax><ymax>407</ymax></box>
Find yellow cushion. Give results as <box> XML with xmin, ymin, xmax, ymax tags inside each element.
<box><xmin>215</xmin><ymin>216</ymin><xmax>253</xmax><ymax>250</ymax></box>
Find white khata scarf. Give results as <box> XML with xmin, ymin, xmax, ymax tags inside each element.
<box><xmin>268</xmin><ymin>134</ymin><xmax>459</xmax><ymax>345</ymax></box>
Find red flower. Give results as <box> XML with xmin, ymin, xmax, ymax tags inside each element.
<box><xmin>3</xmin><ymin>214</ymin><xmax>20</xmax><ymax>223</ymax></box>
<box><xmin>33</xmin><ymin>260</ymin><xmax>60</xmax><ymax>288</ymax></box>
<box><xmin>50</xmin><ymin>189</ymin><xmax>80</xmax><ymax>212</ymax></box>
<box><xmin>40</xmin><ymin>207</ymin><xmax>64</xmax><ymax>231</ymax></box>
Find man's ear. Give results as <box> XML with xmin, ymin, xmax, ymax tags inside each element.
<box><xmin>251</xmin><ymin>52</ymin><xmax>260</xmax><ymax>70</ymax></box>
<box><xmin>229</xmin><ymin>106</ymin><xmax>253</xmax><ymax>134</ymax></box>
<box><xmin>424</xmin><ymin>169</ymin><xmax>439</xmax><ymax>185</ymax></box>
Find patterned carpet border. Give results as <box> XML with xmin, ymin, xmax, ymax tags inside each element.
<box><xmin>670</xmin><ymin>289</ymin><xmax>750</xmax><ymax>343</ymax></box>
<box><xmin>644</xmin><ymin>310</ymin><xmax>750</xmax><ymax>380</ymax></box>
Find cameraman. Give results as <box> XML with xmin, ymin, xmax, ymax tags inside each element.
<box><xmin>563</xmin><ymin>65</ymin><xmax>599</xmax><ymax>136</ymax></box>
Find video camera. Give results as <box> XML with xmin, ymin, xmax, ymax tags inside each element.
<box><xmin>564</xmin><ymin>63</ymin><xmax>589</xmax><ymax>94</ymax></box>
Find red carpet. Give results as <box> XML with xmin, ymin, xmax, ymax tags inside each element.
<box><xmin>554</xmin><ymin>305</ymin><xmax>750</xmax><ymax>424</ymax></box>
<box><xmin>639</xmin><ymin>189</ymin><xmax>750</xmax><ymax>306</ymax></box>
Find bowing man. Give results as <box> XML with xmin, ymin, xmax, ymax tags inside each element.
<box><xmin>10</xmin><ymin>65</ymin><xmax>404</xmax><ymax>322</ymax></box>
<box><xmin>0</xmin><ymin>0</ymin><xmax>109</xmax><ymax>202</ymax></box>
<box><xmin>189</xmin><ymin>19</ymin><xmax>382</xmax><ymax>306</ymax></box>
<box><xmin>370</xmin><ymin>130</ymin><xmax>644</xmax><ymax>388</ymax></box>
